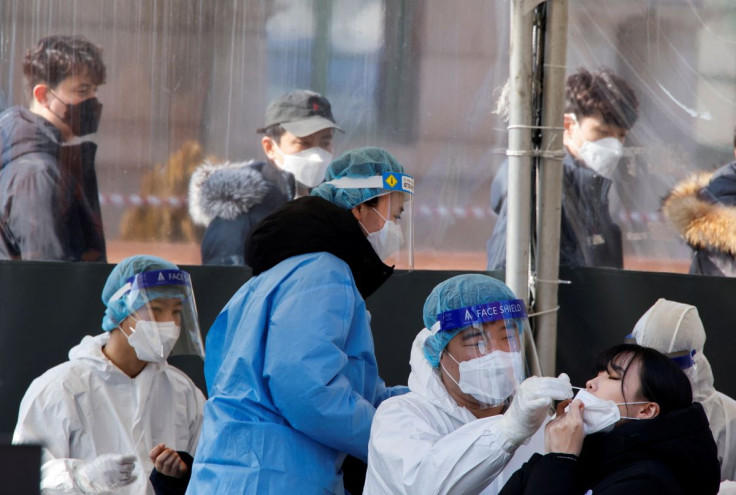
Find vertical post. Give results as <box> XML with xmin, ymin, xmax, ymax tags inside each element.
<box><xmin>506</xmin><ymin>0</ymin><xmax>535</xmax><ymax>307</ymax></box>
<box><xmin>535</xmin><ymin>0</ymin><xmax>568</xmax><ymax>376</ymax></box>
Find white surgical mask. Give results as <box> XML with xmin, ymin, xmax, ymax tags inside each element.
<box><xmin>124</xmin><ymin>319</ymin><xmax>181</xmax><ymax>363</ymax></box>
<box><xmin>578</xmin><ymin>137</ymin><xmax>623</xmax><ymax>178</ymax></box>
<box><xmin>274</xmin><ymin>145</ymin><xmax>332</xmax><ymax>188</ymax></box>
<box><xmin>364</xmin><ymin>207</ymin><xmax>403</xmax><ymax>261</ymax></box>
<box><xmin>573</xmin><ymin>389</ymin><xmax>647</xmax><ymax>435</ymax></box>
<box><xmin>442</xmin><ymin>350</ymin><xmax>523</xmax><ymax>406</ymax></box>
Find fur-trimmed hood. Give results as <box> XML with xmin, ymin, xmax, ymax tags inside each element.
<box><xmin>188</xmin><ymin>159</ymin><xmax>270</xmax><ymax>227</ymax></box>
<box><xmin>662</xmin><ymin>169</ymin><xmax>736</xmax><ymax>256</ymax></box>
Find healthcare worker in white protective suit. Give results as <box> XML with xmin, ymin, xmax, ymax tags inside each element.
<box><xmin>363</xmin><ymin>274</ymin><xmax>574</xmax><ymax>494</ymax></box>
<box><xmin>630</xmin><ymin>298</ymin><xmax>736</xmax><ymax>490</ymax></box>
<box><xmin>13</xmin><ymin>255</ymin><xmax>206</xmax><ymax>494</ymax></box>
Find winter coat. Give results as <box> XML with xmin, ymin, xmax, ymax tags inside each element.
<box><xmin>364</xmin><ymin>328</ymin><xmax>545</xmax><ymax>495</ymax></box>
<box><xmin>486</xmin><ymin>152</ymin><xmax>622</xmax><ymax>270</ymax></box>
<box><xmin>0</xmin><ymin>105</ymin><xmax>106</xmax><ymax>261</ymax></box>
<box><xmin>13</xmin><ymin>333</ymin><xmax>205</xmax><ymax>495</ymax></box>
<box><xmin>662</xmin><ymin>162</ymin><xmax>736</xmax><ymax>276</ymax></box>
<box><xmin>498</xmin><ymin>402</ymin><xmax>721</xmax><ymax>495</ymax></box>
<box><xmin>188</xmin><ymin>159</ymin><xmax>294</xmax><ymax>266</ymax></box>
<box><xmin>187</xmin><ymin>196</ymin><xmax>407</xmax><ymax>494</ymax></box>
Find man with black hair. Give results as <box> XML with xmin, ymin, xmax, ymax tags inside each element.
<box><xmin>188</xmin><ymin>89</ymin><xmax>341</xmax><ymax>266</ymax></box>
<box><xmin>662</xmin><ymin>126</ymin><xmax>736</xmax><ymax>276</ymax></box>
<box><xmin>0</xmin><ymin>35</ymin><xmax>107</xmax><ymax>261</ymax></box>
<box><xmin>487</xmin><ymin>68</ymin><xmax>639</xmax><ymax>269</ymax></box>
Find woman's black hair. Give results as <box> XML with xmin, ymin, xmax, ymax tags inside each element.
<box><xmin>593</xmin><ymin>343</ymin><xmax>692</xmax><ymax>416</ymax></box>
<box><xmin>362</xmin><ymin>196</ymin><xmax>380</xmax><ymax>207</ymax></box>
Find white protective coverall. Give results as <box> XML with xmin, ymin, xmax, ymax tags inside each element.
<box><xmin>633</xmin><ymin>298</ymin><xmax>736</xmax><ymax>482</ymax></box>
<box><xmin>364</xmin><ymin>328</ymin><xmax>544</xmax><ymax>495</ymax></box>
<box><xmin>13</xmin><ymin>333</ymin><xmax>205</xmax><ymax>494</ymax></box>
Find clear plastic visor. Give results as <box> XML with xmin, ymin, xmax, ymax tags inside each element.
<box><xmin>436</xmin><ymin>299</ymin><xmax>533</xmax><ymax>408</ymax></box>
<box><xmin>371</xmin><ymin>190</ymin><xmax>414</xmax><ymax>269</ymax></box>
<box><xmin>326</xmin><ymin>172</ymin><xmax>414</xmax><ymax>269</ymax></box>
<box><xmin>117</xmin><ymin>269</ymin><xmax>205</xmax><ymax>358</ymax></box>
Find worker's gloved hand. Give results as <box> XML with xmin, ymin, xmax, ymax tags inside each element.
<box><xmin>73</xmin><ymin>453</ymin><xmax>137</xmax><ymax>493</ymax></box>
<box><xmin>499</xmin><ymin>373</ymin><xmax>574</xmax><ymax>447</ymax></box>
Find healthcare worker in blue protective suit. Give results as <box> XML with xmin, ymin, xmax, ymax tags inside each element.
<box><xmin>13</xmin><ymin>255</ymin><xmax>206</xmax><ymax>495</ymax></box>
<box><xmin>364</xmin><ymin>274</ymin><xmax>573</xmax><ymax>494</ymax></box>
<box><xmin>187</xmin><ymin>147</ymin><xmax>414</xmax><ymax>495</ymax></box>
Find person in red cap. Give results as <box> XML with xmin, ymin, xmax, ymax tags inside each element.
<box><xmin>189</xmin><ymin>89</ymin><xmax>342</xmax><ymax>266</ymax></box>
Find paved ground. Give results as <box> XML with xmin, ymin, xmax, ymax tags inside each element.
<box><xmin>106</xmin><ymin>240</ymin><xmax>691</xmax><ymax>273</ymax></box>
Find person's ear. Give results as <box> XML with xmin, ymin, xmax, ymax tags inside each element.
<box><xmin>32</xmin><ymin>84</ymin><xmax>50</xmax><ymax>106</ymax></box>
<box><xmin>262</xmin><ymin>136</ymin><xmax>278</xmax><ymax>162</ymax></box>
<box><xmin>637</xmin><ymin>401</ymin><xmax>660</xmax><ymax>419</ymax></box>
<box><xmin>351</xmin><ymin>203</ymin><xmax>366</xmax><ymax>223</ymax></box>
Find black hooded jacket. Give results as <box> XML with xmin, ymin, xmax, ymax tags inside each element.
<box><xmin>246</xmin><ymin>195</ymin><xmax>393</xmax><ymax>299</ymax></box>
<box><xmin>0</xmin><ymin>105</ymin><xmax>106</xmax><ymax>261</ymax></box>
<box><xmin>499</xmin><ymin>402</ymin><xmax>721</xmax><ymax>495</ymax></box>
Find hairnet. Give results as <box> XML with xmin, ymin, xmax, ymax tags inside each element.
<box><xmin>632</xmin><ymin>298</ymin><xmax>706</xmax><ymax>354</ymax></box>
<box><xmin>101</xmin><ymin>255</ymin><xmax>180</xmax><ymax>331</ymax></box>
<box><xmin>422</xmin><ymin>274</ymin><xmax>517</xmax><ymax>367</ymax></box>
<box><xmin>310</xmin><ymin>146</ymin><xmax>405</xmax><ymax>209</ymax></box>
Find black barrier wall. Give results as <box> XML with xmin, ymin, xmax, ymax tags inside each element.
<box><xmin>1</xmin><ymin>261</ymin><xmax>734</xmax><ymax>433</ymax></box>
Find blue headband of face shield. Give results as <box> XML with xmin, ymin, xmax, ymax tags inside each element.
<box><xmin>436</xmin><ymin>299</ymin><xmax>527</xmax><ymax>333</ymax></box>
<box><xmin>109</xmin><ymin>269</ymin><xmax>190</xmax><ymax>306</ymax></box>
<box><xmin>622</xmin><ymin>334</ymin><xmax>696</xmax><ymax>370</ymax></box>
<box><xmin>669</xmin><ymin>349</ymin><xmax>697</xmax><ymax>370</ymax></box>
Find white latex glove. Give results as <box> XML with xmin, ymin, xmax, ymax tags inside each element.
<box><xmin>73</xmin><ymin>453</ymin><xmax>137</xmax><ymax>493</ymax></box>
<box><xmin>499</xmin><ymin>373</ymin><xmax>574</xmax><ymax>447</ymax></box>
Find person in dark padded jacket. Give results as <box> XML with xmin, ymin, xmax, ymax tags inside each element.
<box><xmin>188</xmin><ymin>89</ymin><xmax>341</xmax><ymax>266</ymax></box>
<box><xmin>662</xmin><ymin>125</ymin><xmax>736</xmax><ymax>277</ymax></box>
<box><xmin>499</xmin><ymin>343</ymin><xmax>720</xmax><ymax>495</ymax></box>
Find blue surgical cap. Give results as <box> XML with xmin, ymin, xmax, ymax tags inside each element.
<box><xmin>310</xmin><ymin>146</ymin><xmax>405</xmax><ymax>209</ymax></box>
<box><xmin>101</xmin><ymin>255</ymin><xmax>180</xmax><ymax>331</ymax></box>
<box><xmin>422</xmin><ymin>274</ymin><xmax>517</xmax><ymax>367</ymax></box>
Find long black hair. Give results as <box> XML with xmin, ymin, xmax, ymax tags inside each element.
<box><xmin>593</xmin><ymin>343</ymin><xmax>692</xmax><ymax>416</ymax></box>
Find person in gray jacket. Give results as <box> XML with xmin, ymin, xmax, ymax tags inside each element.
<box><xmin>0</xmin><ymin>35</ymin><xmax>106</xmax><ymax>261</ymax></box>
<box><xmin>188</xmin><ymin>89</ymin><xmax>341</xmax><ymax>266</ymax></box>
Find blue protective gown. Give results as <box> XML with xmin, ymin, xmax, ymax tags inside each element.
<box><xmin>187</xmin><ymin>251</ymin><xmax>405</xmax><ymax>494</ymax></box>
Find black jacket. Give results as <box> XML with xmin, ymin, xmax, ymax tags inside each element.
<box><xmin>0</xmin><ymin>106</ymin><xmax>106</xmax><ymax>261</ymax></box>
<box><xmin>662</xmin><ymin>161</ymin><xmax>736</xmax><ymax>276</ymax></box>
<box><xmin>246</xmin><ymin>195</ymin><xmax>393</xmax><ymax>300</ymax></box>
<box><xmin>188</xmin><ymin>159</ymin><xmax>294</xmax><ymax>266</ymax></box>
<box><xmin>486</xmin><ymin>152</ymin><xmax>622</xmax><ymax>270</ymax></box>
<box><xmin>499</xmin><ymin>403</ymin><xmax>720</xmax><ymax>495</ymax></box>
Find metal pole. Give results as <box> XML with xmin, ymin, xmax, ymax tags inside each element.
<box><xmin>506</xmin><ymin>0</ymin><xmax>536</xmax><ymax>308</ymax></box>
<box><xmin>535</xmin><ymin>0</ymin><xmax>568</xmax><ymax>376</ymax></box>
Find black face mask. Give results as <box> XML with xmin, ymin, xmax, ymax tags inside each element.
<box><xmin>63</xmin><ymin>97</ymin><xmax>103</xmax><ymax>136</ymax></box>
<box><xmin>49</xmin><ymin>91</ymin><xmax>103</xmax><ymax>137</ymax></box>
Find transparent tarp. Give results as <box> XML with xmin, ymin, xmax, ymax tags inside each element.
<box><xmin>1</xmin><ymin>0</ymin><xmax>734</xmax><ymax>272</ymax></box>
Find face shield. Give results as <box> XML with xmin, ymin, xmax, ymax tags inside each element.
<box><xmin>108</xmin><ymin>269</ymin><xmax>205</xmax><ymax>359</ymax></box>
<box><xmin>326</xmin><ymin>171</ymin><xmax>414</xmax><ymax>269</ymax></box>
<box><xmin>434</xmin><ymin>299</ymin><xmax>533</xmax><ymax>408</ymax></box>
